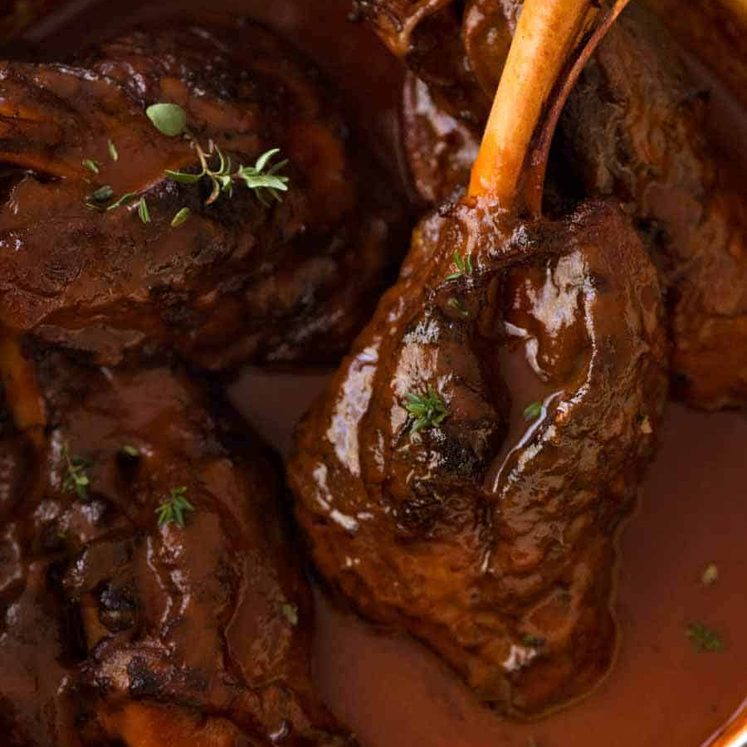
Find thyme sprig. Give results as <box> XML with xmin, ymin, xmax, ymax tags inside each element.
<box><xmin>404</xmin><ymin>386</ymin><xmax>449</xmax><ymax>434</ymax></box>
<box><xmin>61</xmin><ymin>442</ymin><xmax>91</xmax><ymax>500</ymax></box>
<box><xmin>146</xmin><ymin>102</ymin><xmax>289</xmax><ymax>209</ymax></box>
<box><xmin>155</xmin><ymin>486</ymin><xmax>195</xmax><ymax>529</ymax></box>
<box><xmin>446</xmin><ymin>251</ymin><xmax>474</xmax><ymax>281</ymax></box>
<box><xmin>523</xmin><ymin>401</ymin><xmax>543</xmax><ymax>421</ymax></box>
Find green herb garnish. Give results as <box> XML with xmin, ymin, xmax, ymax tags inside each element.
<box><xmin>404</xmin><ymin>386</ymin><xmax>448</xmax><ymax>434</ymax></box>
<box><xmin>447</xmin><ymin>296</ymin><xmax>469</xmax><ymax>318</ymax></box>
<box><xmin>146</xmin><ymin>102</ymin><xmax>188</xmax><ymax>137</ymax></box>
<box><xmin>61</xmin><ymin>442</ymin><xmax>91</xmax><ymax>500</ymax></box>
<box><xmin>446</xmin><ymin>250</ymin><xmax>474</xmax><ymax>281</ymax></box>
<box><xmin>523</xmin><ymin>401</ymin><xmax>543</xmax><ymax>421</ymax></box>
<box><xmin>82</xmin><ymin>158</ymin><xmax>100</xmax><ymax>174</ymax></box>
<box><xmin>166</xmin><ymin>145</ymin><xmax>289</xmax><ymax>207</ymax></box>
<box><xmin>88</xmin><ymin>184</ymin><xmax>114</xmax><ymax>203</ymax></box>
<box><xmin>281</xmin><ymin>602</ymin><xmax>299</xmax><ymax>626</ymax></box>
<box><xmin>686</xmin><ymin>622</ymin><xmax>725</xmax><ymax>653</ymax></box>
<box><xmin>171</xmin><ymin>207</ymin><xmax>191</xmax><ymax>228</ymax></box>
<box><xmin>155</xmin><ymin>486</ymin><xmax>195</xmax><ymax>528</ymax></box>
<box><xmin>137</xmin><ymin>198</ymin><xmax>151</xmax><ymax>225</ymax></box>
<box><xmin>106</xmin><ymin>192</ymin><xmax>137</xmax><ymax>211</ymax></box>
<box><xmin>148</xmin><ymin>102</ymin><xmax>289</xmax><ymax>207</ymax></box>
<box><xmin>108</xmin><ymin>139</ymin><xmax>119</xmax><ymax>162</ymax></box>
<box><xmin>119</xmin><ymin>444</ymin><xmax>140</xmax><ymax>458</ymax></box>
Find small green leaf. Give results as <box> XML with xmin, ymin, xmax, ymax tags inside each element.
<box><xmin>106</xmin><ymin>192</ymin><xmax>137</xmax><ymax>211</ymax></box>
<box><xmin>119</xmin><ymin>444</ymin><xmax>140</xmax><ymax>458</ymax></box>
<box><xmin>447</xmin><ymin>296</ymin><xmax>469</xmax><ymax>317</ymax></box>
<box><xmin>89</xmin><ymin>185</ymin><xmax>114</xmax><ymax>203</ymax></box>
<box><xmin>165</xmin><ymin>169</ymin><xmax>202</xmax><ymax>185</ymax></box>
<box><xmin>446</xmin><ymin>251</ymin><xmax>474</xmax><ymax>281</ymax></box>
<box><xmin>171</xmin><ymin>207</ymin><xmax>191</xmax><ymax>228</ymax></box>
<box><xmin>404</xmin><ymin>386</ymin><xmax>448</xmax><ymax>434</ymax></box>
<box><xmin>108</xmin><ymin>139</ymin><xmax>119</xmax><ymax>161</ymax></box>
<box><xmin>281</xmin><ymin>602</ymin><xmax>299</xmax><ymax>626</ymax></box>
<box><xmin>61</xmin><ymin>442</ymin><xmax>92</xmax><ymax>501</ymax></box>
<box><xmin>146</xmin><ymin>102</ymin><xmax>188</xmax><ymax>137</ymax></box>
<box><xmin>156</xmin><ymin>486</ymin><xmax>195</xmax><ymax>528</ymax></box>
<box><xmin>686</xmin><ymin>622</ymin><xmax>725</xmax><ymax>653</ymax></box>
<box><xmin>254</xmin><ymin>147</ymin><xmax>281</xmax><ymax>172</ymax></box>
<box><xmin>137</xmin><ymin>198</ymin><xmax>151</xmax><ymax>224</ymax></box>
<box><xmin>523</xmin><ymin>401</ymin><xmax>543</xmax><ymax>421</ymax></box>
<box><xmin>82</xmin><ymin>158</ymin><xmax>100</xmax><ymax>174</ymax></box>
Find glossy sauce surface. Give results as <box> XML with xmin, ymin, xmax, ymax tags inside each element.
<box><xmin>14</xmin><ymin>0</ymin><xmax>747</xmax><ymax>745</ymax></box>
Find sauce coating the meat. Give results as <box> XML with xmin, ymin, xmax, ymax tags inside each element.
<box><xmin>0</xmin><ymin>349</ymin><xmax>355</xmax><ymax>746</ymax></box>
<box><xmin>2</xmin><ymin>1</ymin><xmax>746</xmax><ymax>745</ymax></box>
<box><xmin>289</xmin><ymin>195</ymin><xmax>668</xmax><ymax>717</ymax></box>
<box><xmin>0</xmin><ymin>17</ymin><xmax>406</xmax><ymax>368</ymax></box>
<box><xmin>362</xmin><ymin>0</ymin><xmax>747</xmax><ymax>410</ymax></box>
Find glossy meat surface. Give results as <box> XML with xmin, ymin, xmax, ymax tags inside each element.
<box><xmin>0</xmin><ymin>19</ymin><xmax>405</xmax><ymax>368</ymax></box>
<box><xmin>365</xmin><ymin>0</ymin><xmax>747</xmax><ymax>408</ymax></box>
<box><xmin>0</xmin><ymin>351</ymin><xmax>354</xmax><ymax>746</ymax></box>
<box><xmin>290</xmin><ymin>198</ymin><xmax>668</xmax><ymax>717</ymax></box>
<box><xmin>559</xmin><ymin>7</ymin><xmax>747</xmax><ymax>408</ymax></box>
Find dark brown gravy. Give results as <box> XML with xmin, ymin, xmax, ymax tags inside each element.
<box><xmin>236</xmin><ymin>369</ymin><xmax>747</xmax><ymax>747</ymax></box>
<box><xmin>13</xmin><ymin>0</ymin><xmax>747</xmax><ymax>744</ymax></box>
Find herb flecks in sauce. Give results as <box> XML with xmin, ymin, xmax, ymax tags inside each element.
<box><xmin>446</xmin><ymin>250</ymin><xmax>474</xmax><ymax>281</ymax></box>
<box><xmin>137</xmin><ymin>198</ymin><xmax>151</xmax><ymax>225</ymax></box>
<box><xmin>61</xmin><ymin>442</ymin><xmax>91</xmax><ymax>500</ymax></box>
<box><xmin>447</xmin><ymin>296</ymin><xmax>470</xmax><ymax>317</ymax></box>
<box><xmin>686</xmin><ymin>622</ymin><xmax>725</xmax><ymax>653</ymax></box>
<box><xmin>523</xmin><ymin>401</ymin><xmax>543</xmax><ymax>421</ymax></box>
<box><xmin>156</xmin><ymin>486</ymin><xmax>195</xmax><ymax>528</ymax></box>
<box><xmin>404</xmin><ymin>387</ymin><xmax>449</xmax><ymax>434</ymax></box>
<box><xmin>82</xmin><ymin>158</ymin><xmax>100</xmax><ymax>174</ymax></box>
<box><xmin>281</xmin><ymin>602</ymin><xmax>299</xmax><ymax>626</ymax></box>
<box><xmin>171</xmin><ymin>207</ymin><xmax>191</xmax><ymax>228</ymax></box>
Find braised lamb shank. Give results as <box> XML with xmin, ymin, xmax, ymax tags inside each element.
<box><xmin>0</xmin><ymin>18</ymin><xmax>404</xmax><ymax>369</ymax></box>
<box><xmin>359</xmin><ymin>0</ymin><xmax>747</xmax><ymax>409</ymax></box>
<box><xmin>0</xmin><ymin>348</ymin><xmax>355</xmax><ymax>747</ymax></box>
<box><xmin>290</xmin><ymin>0</ymin><xmax>668</xmax><ymax>718</ymax></box>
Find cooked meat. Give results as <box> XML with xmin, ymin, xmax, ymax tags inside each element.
<box><xmin>559</xmin><ymin>6</ymin><xmax>747</xmax><ymax>408</ymax></box>
<box><xmin>362</xmin><ymin>0</ymin><xmax>747</xmax><ymax>408</ymax></box>
<box><xmin>290</xmin><ymin>197</ymin><xmax>667</xmax><ymax>717</ymax></box>
<box><xmin>290</xmin><ymin>0</ymin><xmax>669</xmax><ymax>717</ymax></box>
<box><xmin>0</xmin><ymin>347</ymin><xmax>354</xmax><ymax>746</ymax></box>
<box><xmin>0</xmin><ymin>18</ymin><xmax>406</xmax><ymax>369</ymax></box>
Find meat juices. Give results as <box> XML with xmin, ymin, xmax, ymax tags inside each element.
<box><xmin>0</xmin><ymin>350</ymin><xmax>355</xmax><ymax>746</ymax></box>
<box><xmin>0</xmin><ymin>19</ymin><xmax>405</xmax><ymax>369</ymax></box>
<box><xmin>360</xmin><ymin>0</ymin><xmax>747</xmax><ymax>409</ymax></box>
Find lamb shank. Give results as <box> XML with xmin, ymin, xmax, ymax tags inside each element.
<box><xmin>0</xmin><ymin>17</ymin><xmax>405</xmax><ymax>369</ymax></box>
<box><xmin>290</xmin><ymin>0</ymin><xmax>668</xmax><ymax>718</ymax></box>
<box><xmin>0</xmin><ymin>347</ymin><xmax>354</xmax><ymax>746</ymax></box>
<box><xmin>359</xmin><ymin>0</ymin><xmax>747</xmax><ymax>409</ymax></box>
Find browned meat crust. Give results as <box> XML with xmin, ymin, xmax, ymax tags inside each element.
<box><xmin>289</xmin><ymin>197</ymin><xmax>668</xmax><ymax>717</ymax></box>
<box><xmin>0</xmin><ymin>19</ymin><xmax>406</xmax><ymax>369</ymax></box>
<box><xmin>0</xmin><ymin>348</ymin><xmax>355</xmax><ymax>746</ymax></box>
<box><xmin>361</xmin><ymin>0</ymin><xmax>747</xmax><ymax>408</ymax></box>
